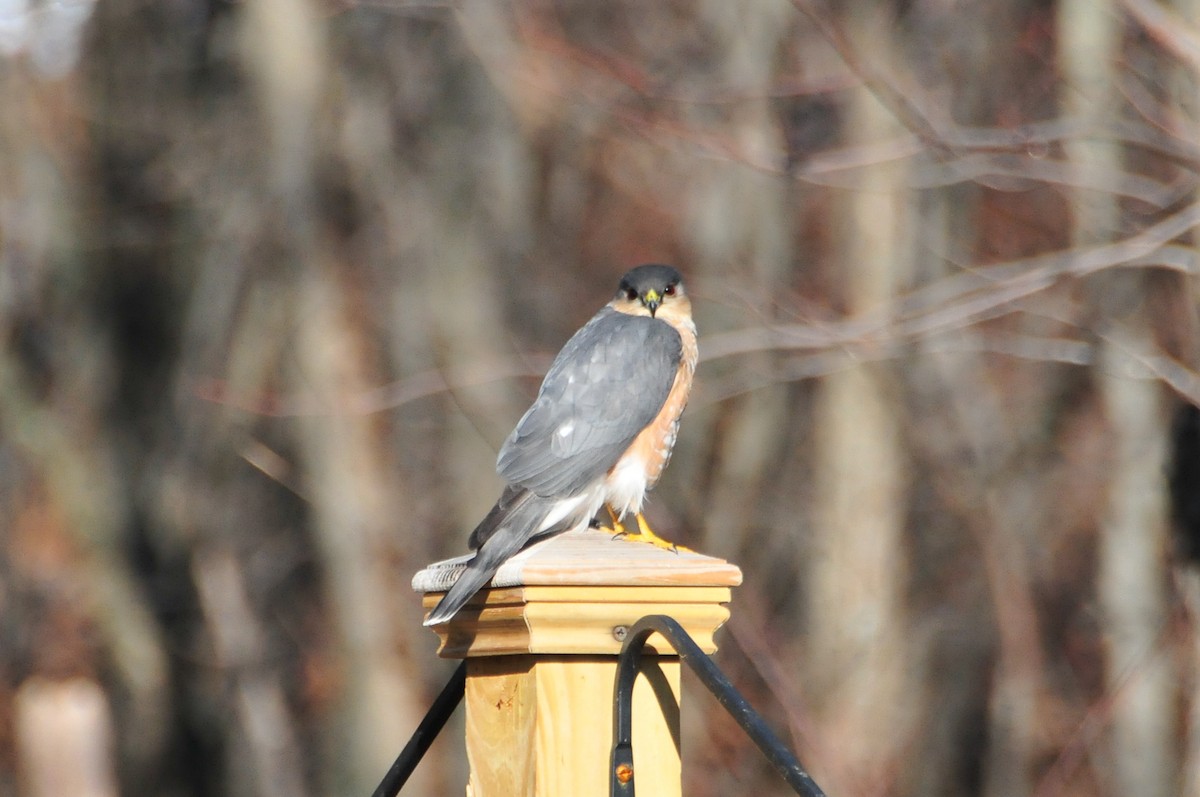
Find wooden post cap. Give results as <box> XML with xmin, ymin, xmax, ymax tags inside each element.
<box><xmin>412</xmin><ymin>528</ymin><xmax>743</xmax><ymax>658</ymax></box>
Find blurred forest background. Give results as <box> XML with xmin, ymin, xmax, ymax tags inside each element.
<box><xmin>3</xmin><ymin>0</ymin><xmax>1200</xmax><ymax>795</ymax></box>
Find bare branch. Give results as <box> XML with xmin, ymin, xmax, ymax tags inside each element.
<box><xmin>1122</xmin><ymin>0</ymin><xmax>1200</xmax><ymax>73</ymax></box>
<box><xmin>702</xmin><ymin>200</ymin><xmax>1200</xmax><ymax>362</ymax></box>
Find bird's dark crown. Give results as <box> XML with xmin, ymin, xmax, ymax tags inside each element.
<box><xmin>616</xmin><ymin>264</ymin><xmax>684</xmax><ymax>297</ymax></box>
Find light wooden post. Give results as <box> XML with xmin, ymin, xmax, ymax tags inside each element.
<box><xmin>412</xmin><ymin>528</ymin><xmax>742</xmax><ymax>797</ymax></box>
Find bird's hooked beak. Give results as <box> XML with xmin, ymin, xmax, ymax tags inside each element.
<box><xmin>641</xmin><ymin>288</ymin><xmax>661</xmax><ymax>316</ymax></box>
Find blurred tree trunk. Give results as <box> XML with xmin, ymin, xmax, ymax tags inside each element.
<box><xmin>668</xmin><ymin>3</ymin><xmax>796</xmax><ymax>792</ymax></box>
<box><xmin>0</xmin><ymin>8</ymin><xmax>178</xmax><ymax>790</ymax></box>
<box><xmin>682</xmin><ymin>0</ymin><xmax>793</xmax><ymax>561</ymax></box>
<box><xmin>192</xmin><ymin>551</ymin><xmax>310</xmax><ymax>797</ymax></box>
<box><xmin>235</xmin><ymin>0</ymin><xmax>433</xmax><ymax>791</ymax></box>
<box><xmin>1170</xmin><ymin>3</ymin><xmax>1200</xmax><ymax>796</ymax></box>
<box><xmin>805</xmin><ymin>6</ymin><xmax>913</xmax><ymax>793</ymax></box>
<box><xmin>294</xmin><ymin>271</ymin><xmax>423</xmax><ymax>795</ymax></box>
<box><xmin>1059</xmin><ymin>3</ymin><xmax>1177</xmax><ymax>797</ymax></box>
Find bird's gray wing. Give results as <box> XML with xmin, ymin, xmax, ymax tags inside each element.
<box><xmin>496</xmin><ymin>307</ymin><xmax>682</xmax><ymax>497</ymax></box>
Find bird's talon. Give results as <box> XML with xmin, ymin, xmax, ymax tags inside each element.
<box><xmin>607</xmin><ymin>511</ymin><xmax>691</xmax><ymax>553</ymax></box>
<box><xmin>602</xmin><ymin>524</ymin><xmax>628</xmax><ymax>541</ymax></box>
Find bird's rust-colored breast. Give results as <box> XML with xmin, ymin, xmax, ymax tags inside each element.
<box><xmin>622</xmin><ymin>309</ymin><xmax>697</xmax><ymax>487</ymax></box>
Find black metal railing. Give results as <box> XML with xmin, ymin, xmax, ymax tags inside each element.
<box><xmin>370</xmin><ymin>661</ymin><xmax>466</xmax><ymax>797</ymax></box>
<box><xmin>610</xmin><ymin>615</ymin><xmax>827</xmax><ymax>797</ymax></box>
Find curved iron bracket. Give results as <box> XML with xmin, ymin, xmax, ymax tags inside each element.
<box><xmin>610</xmin><ymin>615</ymin><xmax>827</xmax><ymax>797</ymax></box>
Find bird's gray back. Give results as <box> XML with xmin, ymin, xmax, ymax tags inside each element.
<box><xmin>496</xmin><ymin>307</ymin><xmax>682</xmax><ymax>497</ymax></box>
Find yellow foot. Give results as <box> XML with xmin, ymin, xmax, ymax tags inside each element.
<box><xmin>599</xmin><ymin>507</ymin><xmax>690</xmax><ymax>553</ymax></box>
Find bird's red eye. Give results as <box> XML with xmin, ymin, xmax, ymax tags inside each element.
<box><xmin>625</xmin><ymin>287</ymin><xmax>638</xmax><ymax>300</ymax></box>
<box><xmin>664</xmin><ymin>284</ymin><xmax>676</xmax><ymax>296</ymax></box>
